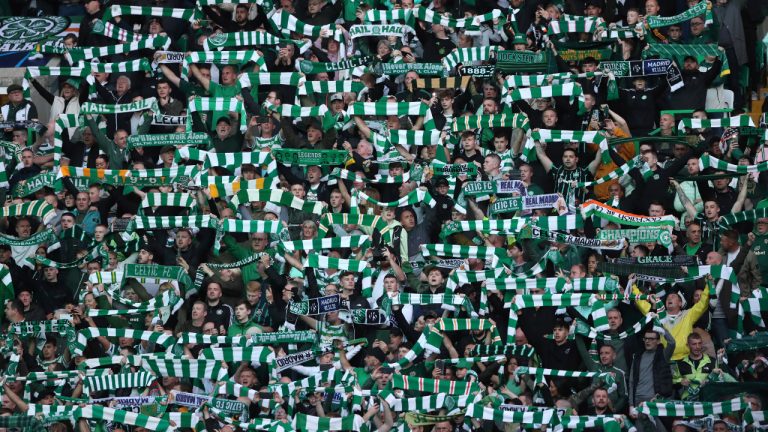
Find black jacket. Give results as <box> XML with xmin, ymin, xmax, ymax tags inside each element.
<box><xmin>669</xmin><ymin>58</ymin><xmax>722</xmax><ymax>110</ymax></box>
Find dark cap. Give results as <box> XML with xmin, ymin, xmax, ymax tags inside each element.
<box><xmin>435</xmin><ymin>177</ymin><xmax>449</xmax><ymax>187</ymax></box>
<box><xmin>217</xmin><ymin>116</ymin><xmax>232</xmax><ymax>125</ymax></box>
<box><xmin>0</xmin><ymin>244</ymin><xmax>11</xmax><ymax>252</ymax></box>
<box><xmin>32</xmin><ymin>388</ymin><xmax>55</xmax><ymax>403</ymax></box>
<box><xmin>366</xmin><ymin>347</ymin><xmax>387</xmax><ymax>364</ymax></box>
<box><xmin>389</xmin><ymin>328</ymin><xmax>404</xmax><ymax>338</ymax></box>
<box><xmin>585</xmin><ymin>0</ymin><xmax>606</xmax><ymax>9</ymax></box>
<box><xmin>423</xmin><ymin>310</ymin><xmax>440</xmax><ymax>320</ymax></box>
<box><xmin>7</xmin><ymin>84</ymin><xmax>22</xmax><ymax>94</ymax></box>
<box><xmin>684</xmin><ymin>55</ymin><xmax>698</xmax><ymax>62</ymax></box>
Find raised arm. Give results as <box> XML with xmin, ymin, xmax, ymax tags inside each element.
<box><xmin>730</xmin><ymin>175</ymin><xmax>749</xmax><ymax>213</ymax></box>
<box><xmin>670</xmin><ymin>179</ymin><xmax>698</xmax><ymax>222</ymax></box>
<box><xmin>189</xmin><ymin>64</ymin><xmax>211</xmax><ymax>92</ymax></box>
<box><xmin>534</xmin><ymin>140</ymin><xmax>553</xmax><ymax>172</ymax></box>
<box><xmin>586</xmin><ymin>143</ymin><xmax>603</xmax><ymax>176</ymax></box>
<box><xmin>158</xmin><ymin>63</ymin><xmax>181</xmax><ymax>88</ymax></box>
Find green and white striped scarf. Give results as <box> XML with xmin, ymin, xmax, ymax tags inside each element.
<box><xmin>81</xmin><ymin>97</ymin><xmax>158</xmax><ymax>115</ymax></box>
<box><xmin>0</xmin><ymin>228</ymin><xmax>58</xmax><ymax>247</ymax></box>
<box><xmin>699</xmin><ymin>153</ymin><xmax>768</xmax><ymax>173</ymax></box>
<box><xmin>506</xmin><ymin>293</ymin><xmax>605</xmax><ymax>344</ymax></box>
<box><xmin>52</xmin><ymin>113</ymin><xmax>79</xmax><ymax>166</ymax></box>
<box><xmin>73</xmin><ymin>405</ymin><xmax>172</xmax><ymax>431</ymax></box>
<box><xmin>187</xmin><ymin>97</ymin><xmax>247</xmax><ymax>132</ymax></box>
<box><xmin>23</xmin><ymin>66</ymin><xmax>89</xmax><ymax>98</ymax></box>
<box><xmin>96</xmin><ymin>20</ymin><xmax>146</xmax><ymax>43</ymax></box>
<box><xmin>59</xmin><ymin>165</ymin><xmax>199</xmax><ymax>187</ymax></box>
<box><xmin>84</xmin><ymin>58</ymin><xmax>152</xmax><ymax>75</ymax></box>
<box><xmin>266</xmin><ymin>369</ymin><xmax>355</xmax><ymax>396</ymax></box>
<box><xmin>581</xmin><ymin>199</ymin><xmax>677</xmax><ymax>228</ymax></box>
<box><xmin>198</xmin><ymin>346</ymin><xmax>274</xmax><ymax>364</ymax></box>
<box><xmin>175</xmin><ymin>333</ymin><xmax>246</xmax><ymax>347</ymax></box>
<box><xmin>142</xmin><ymin>357</ymin><xmax>229</xmax><ymax>381</ymax></box>
<box><xmin>79</xmin><ymin>353</ymin><xmax>175</xmax><ymax>370</ymax></box>
<box><xmin>503</xmin><ymin>71</ymin><xmax>601</xmax><ymax>89</ymax></box>
<box><xmin>127</xmin><ymin>131</ymin><xmax>209</xmax><ymax>149</ymax></box>
<box><xmin>347</xmin><ymin>101</ymin><xmax>428</xmax><ymax>117</ymax></box>
<box><xmin>434</xmin><ymin>318</ymin><xmax>502</xmax><ymax>344</ymax></box>
<box><xmin>0</xmin><ymin>200</ymin><xmax>56</xmax><ymax>225</ymax></box>
<box><xmin>439</xmin><ymin>218</ymin><xmax>526</xmax><ymax>239</ymax></box>
<box><xmin>644</xmin><ymin>43</ymin><xmax>730</xmax><ymax>76</ymax></box>
<box><xmin>269</xmin><ymin>10</ymin><xmax>334</xmax><ymax>38</ymax></box>
<box><xmin>280</xmin><ymin>235</ymin><xmax>370</xmax><ymax>252</ymax></box>
<box><xmin>421</xmin><ymin>244</ymin><xmax>506</xmax><ymax>264</ymax></box>
<box><xmin>442</xmin><ymin>46</ymin><xmax>500</xmax><ymax>70</ymax></box>
<box><xmin>506</xmin><ymin>83</ymin><xmax>585</xmax><ymax>114</ymax></box>
<box><xmin>451</xmin><ymin>111</ymin><xmax>529</xmax><ymax>132</ymax></box>
<box><xmin>203</xmin><ymin>150</ymin><xmax>274</xmax><ymax>170</ymax></box>
<box><xmin>523</xmin><ymin>128</ymin><xmax>608</xmax><ymax>162</ymax></box>
<box><xmin>678</xmin><ymin>114</ymin><xmax>754</xmax><ymax>130</ymax></box>
<box><xmin>390</xmin><ymin>293</ymin><xmax>476</xmax><ymax>316</ymax></box>
<box><xmin>548</xmin><ymin>16</ymin><xmax>606</xmax><ymax>34</ymax></box>
<box><xmin>66</xmin><ymin>36</ymin><xmax>170</xmax><ymax>63</ymax></box>
<box><xmin>486</xmin><ymin>276</ymin><xmax>567</xmax><ymax>295</ymax></box>
<box><xmin>645</xmin><ymin>0</ymin><xmax>712</xmax><ymax>29</ymax></box>
<box><xmin>637</xmin><ymin>397</ymin><xmax>747</xmax><ymax>417</ymax></box>
<box><xmin>264</xmin><ymin>100</ymin><xmax>329</xmax><ymax>118</ymax></box>
<box><xmin>73</xmin><ymin>328</ymin><xmax>175</xmax><ymax>355</ymax></box>
<box><xmin>293</xmin><ymin>413</ymin><xmax>368</xmax><ymax>432</ymax></box>
<box><xmin>230</xmin><ymin>189</ymin><xmax>326</xmax><ymax>215</ymax></box>
<box><xmin>465</xmin><ymin>403</ymin><xmax>555</xmax><ymax>425</ymax></box>
<box><xmin>238</xmin><ymin>72</ymin><xmax>305</xmax><ymax>88</ymax></box>
<box><xmin>317</xmin><ymin>212</ymin><xmax>388</xmax><ymax>237</ymax></box>
<box><xmin>84</xmin><ymin>371</ymin><xmax>156</xmax><ymax>393</ymax></box>
<box><xmin>139</xmin><ymin>193</ymin><xmax>196</xmax><ymax>211</ymax></box>
<box><xmin>103</xmin><ymin>4</ymin><xmax>202</xmax><ymax>22</ymax></box>
<box><xmin>126</xmin><ymin>214</ymin><xmax>217</xmax><ymax>234</ymax></box>
<box><xmin>515</xmin><ymin>366</ymin><xmax>614</xmax><ymax>387</ymax></box>
<box><xmin>577</xmin><ymin>156</ymin><xmax>652</xmax><ymax>187</ymax></box>
<box><xmin>718</xmin><ymin>208</ymin><xmax>768</xmax><ymax>229</ymax></box>
<box><xmin>386</xmin><ymin>129</ymin><xmax>441</xmax><ymax>148</ymax></box>
<box><xmin>352</xmin><ymin>188</ymin><xmax>436</xmax><ymax>209</ymax></box>
<box><xmin>304</xmin><ymin>254</ymin><xmax>369</xmax><ymax>273</ymax></box>
<box><xmin>181</xmin><ymin>50</ymin><xmax>266</xmax><ymax>80</ymax></box>
<box><xmin>299</xmin><ymin>80</ymin><xmax>365</xmax><ymax>96</ymax></box>
<box><xmin>392</xmin><ymin>374</ymin><xmax>480</xmax><ymax>396</ymax></box>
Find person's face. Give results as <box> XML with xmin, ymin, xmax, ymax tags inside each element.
<box><xmin>217</xmin><ymin>121</ymin><xmax>232</xmax><ymax>138</ymax></box>
<box><xmin>235</xmin><ymin>304</ymin><xmax>250</xmax><ymax>322</ymax></box>
<box><xmin>307</xmin><ymin>166</ymin><xmax>321</xmax><ymax>183</ymax></box>
<box><xmin>15</xmin><ymin>219</ymin><xmax>31</xmax><ymax>238</ymax></box>
<box><xmin>705</xmin><ymin>251</ymin><xmax>722</xmax><ymax>265</ymax></box>
<box><xmin>462</xmin><ymin>136</ymin><xmax>476</xmax><ymax>151</ymax></box>
<box><xmin>44</xmin><ymin>267</ymin><xmax>58</xmax><ymax>281</ymax></box>
<box><xmin>157</xmin><ymin>83</ymin><xmax>170</xmax><ymax>98</ymax></box>
<box><xmin>247</xmin><ymin>289</ymin><xmax>261</xmax><ymax>305</ymax></box>
<box><xmin>643</xmin><ymin>332</ymin><xmax>660</xmax><ymax>350</ymax></box>
<box><xmin>582</xmin><ymin>62</ymin><xmax>598</xmax><ymax>73</ymax></box>
<box><xmin>704</xmin><ymin>201</ymin><xmax>719</xmax><ymax>219</ymax></box>
<box><xmin>592</xmin><ymin>389</ymin><xmax>609</xmax><ymax>409</ymax></box>
<box><xmin>203</xmin><ymin>323</ymin><xmax>218</xmax><ymax>335</ymax></box>
<box><xmin>251</xmin><ymin>235</ymin><xmax>267</xmax><ymax>251</ymax></box>
<box><xmin>440</xmin><ymin>96</ymin><xmax>453</xmax><ymax>111</ymax></box>
<box><xmin>585</xmin><ymin>5</ymin><xmax>602</xmax><ymax>16</ymax></box>
<box><xmin>302</xmin><ymin>223</ymin><xmax>316</xmax><ymax>238</ymax></box>
<box><xmin>330</xmin><ymin>191</ymin><xmax>343</xmax><ymax>208</ymax></box>
<box><xmin>114</xmin><ymin>131</ymin><xmax>127</xmax><ymax>149</ymax></box>
<box><xmin>493</xmin><ymin>137</ymin><xmax>509</xmax><ymax>152</ymax></box>
<box><xmin>60</xmin><ymin>215</ymin><xmax>75</xmax><ymax>230</ymax></box>
<box><xmin>137</xmin><ymin>248</ymin><xmax>153</xmax><ymax>264</ymax></box>
<box><xmin>306</xmin><ymin>126</ymin><xmax>322</xmax><ymax>143</ymax></box>
<box><xmin>432</xmin><ymin>422</ymin><xmax>452</xmax><ymax>432</ymax></box>
<box><xmin>221</xmin><ymin>66</ymin><xmax>237</xmax><ymax>85</ymax></box>
<box><xmin>687</xmin><ymin>224</ymin><xmax>702</xmax><ymax>244</ymax></box>
<box><xmin>95</xmin><ymin>156</ymin><xmax>108</xmax><ymax>169</ymax></box>
<box><xmin>686</xmin><ymin>336</ymin><xmax>702</xmax><ymax>357</ymax></box>
<box><xmin>684</xmin><ymin>57</ymin><xmax>699</xmax><ymax>71</ymax></box>
<box><xmin>12</xmin><ymin>130</ymin><xmax>26</xmax><ymax>144</ymax></box>
<box><xmin>84</xmin><ymin>293</ymin><xmax>97</xmax><ymax>310</ymax></box>
<box><xmin>569</xmin><ymin>265</ymin><xmax>585</xmax><ymax>279</ymax></box>
<box><xmin>203</xmin><ymin>284</ymin><xmax>223</xmax><ymax>304</ymax></box>
<box><xmin>404</xmin><ymin>72</ymin><xmax>419</xmax><ymax>86</ymax></box>
<box><xmin>632</xmin><ymin>78</ymin><xmax>646</xmax><ymax>91</ymax></box>
<box><xmin>290</xmin><ymin>183</ymin><xmax>306</xmax><ymax>199</ymax></box>
<box><xmin>607</xmin><ymin>310</ymin><xmax>622</xmax><ymax>330</ymax></box>
<box><xmin>235</xmin><ymin>6</ymin><xmax>249</xmax><ymax>22</ymax></box>
<box><xmin>75</xmin><ymin>192</ymin><xmax>90</xmax><ymax>211</ymax></box>
<box><xmin>482</xmin><ymin>99</ymin><xmax>497</xmax><ymax>114</ymax></box>
<box><xmin>666</xmin><ymin>293</ymin><xmax>682</xmax><ymax>311</ymax></box>
<box><xmin>116</xmin><ymin>77</ymin><xmax>130</xmax><ymax>94</ymax></box>
<box><xmin>685</xmin><ymin>158</ymin><xmax>700</xmax><ymax>175</ymax></box>
<box><xmin>483</xmin><ymin>156</ymin><xmax>499</xmax><ymax>174</ymax></box>
<box><xmin>427</xmin><ymin>270</ymin><xmax>443</xmax><ymax>286</ymax></box>
<box><xmin>668</xmin><ymin>26</ymin><xmax>682</xmax><ymax>40</ymax></box>
<box><xmin>175</xmin><ymin>231</ymin><xmax>192</xmax><ymax>250</ymax></box>
<box><xmin>645</xmin><ymin>0</ymin><xmax>660</xmax><ymax>15</ymax></box>
<box><xmin>659</xmin><ymin>114</ymin><xmax>674</xmax><ymax>130</ymax></box>
<box><xmin>648</xmin><ymin>204</ymin><xmax>664</xmax><ymax>217</ymax></box>
<box><xmin>239</xmin><ymin>370</ymin><xmax>257</xmax><ymax>387</ymax></box>
<box><xmin>8</xmin><ymin>89</ymin><xmax>23</xmax><ymax>104</ymax></box>
<box><xmin>400</xmin><ymin>211</ymin><xmax>416</xmax><ymax>230</ymax></box>
<box><xmin>598</xmin><ymin>346</ymin><xmax>615</xmax><ymax>365</ymax></box>
<box><xmin>713</xmin><ymin>177</ymin><xmax>729</xmax><ymax>191</ymax></box>
<box><xmin>562</xmin><ymin>150</ymin><xmax>577</xmax><ymax>169</ymax></box>
<box><xmin>383</xmin><ymin>276</ymin><xmax>399</xmax><ymax>294</ymax></box>
<box><xmin>713</xmin><ymin>424</ymin><xmax>729</xmax><ymax>432</ymax></box>
<box><xmin>690</xmin><ymin>19</ymin><xmax>705</xmax><ymax>36</ymax></box>
<box><xmin>483</xmin><ymin>85</ymin><xmax>498</xmax><ymax>99</ymax></box>
<box><xmin>191</xmin><ymin>303</ymin><xmax>206</xmax><ymax>320</ymax></box>
<box><xmin>553</xmin><ymin>326</ymin><xmax>568</xmax><ymax>343</ymax></box>
<box><xmin>86</xmin><ymin>262</ymin><xmax>100</xmax><ymax>274</ymax></box>
<box><xmin>18</xmin><ymin>291</ymin><xmax>31</xmax><ymax>307</ymax></box>
<box><xmin>20</xmin><ymin>150</ymin><xmax>34</xmax><ymax>167</ymax></box>
<box><xmin>519</xmin><ymin>165</ymin><xmax>533</xmax><ymax>183</ymax></box>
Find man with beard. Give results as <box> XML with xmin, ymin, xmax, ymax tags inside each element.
<box><xmin>669</xmin><ymin>53</ymin><xmax>723</xmax><ymax>110</ymax></box>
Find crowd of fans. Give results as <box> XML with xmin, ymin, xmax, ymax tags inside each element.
<box><xmin>0</xmin><ymin>0</ymin><xmax>767</xmax><ymax>431</ymax></box>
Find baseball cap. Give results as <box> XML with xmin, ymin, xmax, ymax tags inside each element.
<box><xmin>6</xmin><ymin>84</ymin><xmax>22</xmax><ymax>94</ymax></box>
<box><xmin>512</xmin><ymin>34</ymin><xmax>527</xmax><ymax>45</ymax></box>
<box><xmin>330</xmin><ymin>93</ymin><xmax>343</xmax><ymax>102</ymax></box>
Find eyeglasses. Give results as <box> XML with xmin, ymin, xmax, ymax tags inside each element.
<box><xmin>643</xmin><ymin>337</ymin><xmax>659</xmax><ymax>341</ymax></box>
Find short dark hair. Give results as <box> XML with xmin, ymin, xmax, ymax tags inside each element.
<box><xmin>235</xmin><ymin>300</ymin><xmax>252</xmax><ymax>310</ymax></box>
